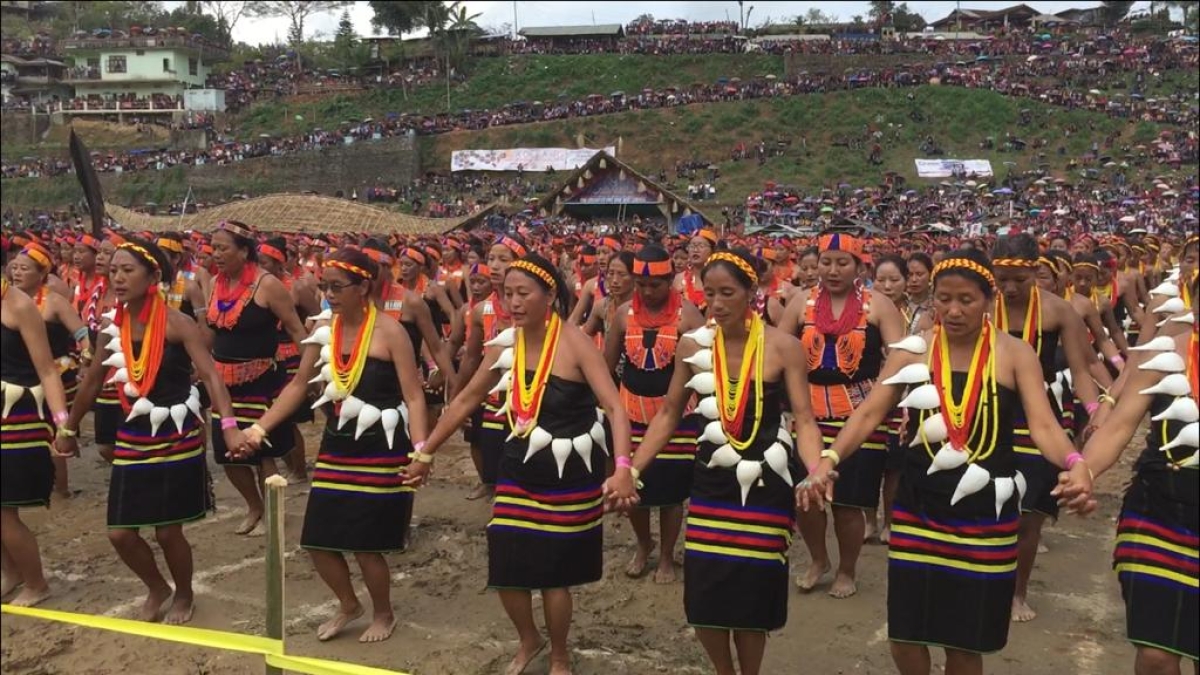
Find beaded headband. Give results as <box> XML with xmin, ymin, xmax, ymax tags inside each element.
<box><xmin>469</xmin><ymin>263</ymin><xmax>490</xmax><ymax>277</ymax></box>
<box><xmin>116</xmin><ymin>242</ymin><xmax>161</xmax><ymax>272</ymax></box>
<box><xmin>705</xmin><ymin>252</ymin><xmax>759</xmax><ymax>286</ymax></box>
<box><xmin>362</xmin><ymin>247</ymin><xmax>393</xmax><ymax>267</ymax></box>
<box><xmin>324</xmin><ymin>259</ymin><xmax>374</xmax><ymax>281</ymax></box>
<box><xmin>258</xmin><ymin>244</ymin><xmax>287</xmax><ymax>264</ymax></box>
<box><xmin>1073</xmin><ymin>261</ymin><xmax>1101</xmax><ymax>273</ymax></box>
<box><xmin>1038</xmin><ymin>256</ymin><xmax>1070</xmax><ymax>276</ymax></box>
<box><xmin>496</xmin><ymin>236</ymin><xmax>527</xmax><ymax>258</ymax></box>
<box><xmin>424</xmin><ymin>246</ymin><xmax>442</xmax><ymax>263</ymax></box>
<box><xmin>402</xmin><ymin>247</ymin><xmax>427</xmax><ymax>266</ymax></box>
<box><xmin>932</xmin><ymin>258</ymin><xmax>994</xmax><ymax>288</ymax></box>
<box><xmin>992</xmin><ymin>257</ymin><xmax>1039</xmax><ymax>268</ymax></box>
<box><xmin>509</xmin><ymin>259</ymin><xmax>557</xmax><ymax>291</ymax></box>
<box><xmin>632</xmin><ymin>259</ymin><xmax>674</xmax><ymax>277</ymax></box>
<box><xmin>20</xmin><ymin>245</ymin><xmax>52</xmax><ymax>271</ymax></box>
<box><xmin>217</xmin><ymin>220</ymin><xmax>255</xmax><ymax>240</ymax></box>
<box><xmin>818</xmin><ymin>233</ymin><xmax>864</xmax><ymax>259</ymax></box>
<box><xmin>157</xmin><ymin>238</ymin><xmax>184</xmax><ymax>254</ymax></box>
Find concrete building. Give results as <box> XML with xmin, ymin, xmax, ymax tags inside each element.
<box><xmin>61</xmin><ymin>30</ymin><xmax>228</xmax><ymax>102</ymax></box>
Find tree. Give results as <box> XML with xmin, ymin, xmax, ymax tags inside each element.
<box><xmin>200</xmin><ymin>1</ymin><xmax>248</xmax><ymax>45</ymax></box>
<box><xmin>869</xmin><ymin>0</ymin><xmax>896</xmax><ymax>26</ymax></box>
<box><xmin>367</xmin><ymin>0</ymin><xmax>444</xmax><ymax>36</ymax></box>
<box><xmin>804</xmin><ymin>8</ymin><xmax>835</xmax><ymax>25</ymax></box>
<box><xmin>331</xmin><ymin>7</ymin><xmax>364</xmax><ymax>68</ymax></box>
<box><xmin>1099</xmin><ymin>0</ymin><xmax>1135</xmax><ymax>26</ymax></box>
<box><xmin>245</xmin><ymin>1</ymin><xmax>352</xmax><ymax>45</ymax></box>
<box><xmin>164</xmin><ymin>5</ymin><xmax>222</xmax><ymax>40</ymax></box>
<box><xmin>893</xmin><ymin>3</ymin><xmax>926</xmax><ymax>32</ymax></box>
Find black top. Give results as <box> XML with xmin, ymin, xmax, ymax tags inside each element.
<box><xmin>1008</xmin><ymin>328</ymin><xmax>1061</xmax><ymax>384</ymax></box>
<box><xmin>620</xmin><ymin>326</ymin><xmax>675</xmax><ymax>398</ymax></box>
<box><xmin>696</xmin><ymin>380</ymin><xmax>785</xmax><ymax>463</ymax></box>
<box><xmin>521</xmin><ymin>373</ymin><xmax>599</xmax><ymax>439</ymax></box>
<box><xmin>320</xmin><ymin>357</ymin><xmax>402</xmax><ymax>424</ymax></box>
<box><xmin>1</xmin><ymin>323</ymin><xmax>39</xmax><ymax>386</ymax></box>
<box><xmin>906</xmin><ymin>373</ymin><xmax>1018</xmax><ymax>478</ymax></box>
<box><xmin>131</xmin><ymin>339</ymin><xmax>194</xmax><ymax>406</ymax></box>
<box><xmin>806</xmin><ymin>323</ymin><xmax>884</xmax><ymax>386</ymax></box>
<box><xmin>212</xmin><ymin>291</ymin><xmax>279</xmax><ymax>362</ymax></box>
<box><xmin>46</xmin><ymin>319</ymin><xmax>72</xmax><ymax>359</ymax></box>
<box><xmin>401</xmin><ymin>319</ymin><xmax>423</xmax><ymax>369</ymax></box>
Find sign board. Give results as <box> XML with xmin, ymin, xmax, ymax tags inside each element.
<box><xmin>914</xmin><ymin>158</ymin><xmax>994</xmax><ymax>178</ymax></box>
<box><xmin>451</xmin><ymin>147</ymin><xmax>616</xmax><ymax>172</ymax></box>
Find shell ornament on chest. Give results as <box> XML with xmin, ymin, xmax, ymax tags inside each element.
<box><xmin>97</xmin><ymin>309</ymin><xmax>205</xmax><ymax>436</ymax></box>
<box><xmin>681</xmin><ymin>323</ymin><xmax>794</xmax><ymax>507</ymax></box>
<box><xmin>485</xmin><ymin>327</ymin><xmax>609</xmax><ymax>479</ymax></box>
<box><xmin>882</xmin><ymin>334</ymin><xmax>1022</xmax><ymax>518</ymax></box>
<box><xmin>1132</xmin><ymin>332</ymin><xmax>1199</xmax><ymax>469</ymax></box>
<box><xmin>302</xmin><ymin>314</ymin><xmax>410</xmax><ymax>450</ymax></box>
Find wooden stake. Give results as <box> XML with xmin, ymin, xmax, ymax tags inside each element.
<box><xmin>264</xmin><ymin>474</ymin><xmax>288</xmax><ymax>675</ymax></box>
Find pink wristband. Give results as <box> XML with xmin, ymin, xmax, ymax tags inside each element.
<box><xmin>1065</xmin><ymin>452</ymin><xmax>1085</xmax><ymax>470</ymax></box>
<box><xmin>1109</xmin><ymin>355</ymin><xmax>1124</xmax><ymax>367</ymax></box>
<box><xmin>616</xmin><ymin>456</ymin><xmax>633</xmax><ymax>470</ymax></box>
<box><xmin>220</xmin><ymin>417</ymin><xmax>239</xmax><ymax>430</ymax></box>
<box><xmin>806</xmin><ymin>462</ymin><xmax>818</xmax><ymax>474</ymax></box>
<box><xmin>1084</xmin><ymin>401</ymin><xmax>1100</xmax><ymax>415</ymax></box>
<box><xmin>53</xmin><ymin>410</ymin><xmax>69</xmax><ymax>425</ymax></box>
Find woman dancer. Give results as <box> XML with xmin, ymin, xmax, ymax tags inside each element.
<box><xmin>582</xmin><ymin>252</ymin><xmax>633</xmax><ymax>344</ymax></box>
<box><xmin>607</xmin><ymin>248</ymin><xmax>824</xmax><ymax>675</ymax></box>
<box><xmin>409</xmin><ymin>253</ymin><xmax>632</xmax><ymax>675</ymax></box>
<box><xmin>245</xmin><ymin>247</ymin><xmax>429</xmax><ymax>643</ymax></box>
<box><xmin>678</xmin><ymin>230</ymin><xmax>718</xmax><ymax>313</ymax></box>
<box><xmin>870</xmin><ymin>254</ymin><xmax>913</xmax><ymax>542</ymax></box>
<box><xmin>604</xmin><ymin>245</ymin><xmax>704</xmax><ymax>582</ymax></box>
<box><xmin>10</xmin><ymin>242</ymin><xmax>90</xmax><ymax>498</ymax></box>
<box><xmin>803</xmin><ymin>250</ymin><xmax>1093</xmax><ymax>675</ymax></box>
<box><xmin>60</xmin><ymin>240</ymin><xmax>243</xmax><ymax>624</ymax></box>
<box><xmin>780</xmin><ymin>232</ymin><xmax>904</xmax><ymax>597</ymax></box>
<box><xmin>205</xmin><ymin>220</ymin><xmax>307</xmax><ymax>535</ymax></box>
<box><xmin>448</xmin><ymin>261</ymin><xmax>494</xmax><ymax>499</ymax></box>
<box><xmin>0</xmin><ymin>257</ymin><xmax>70</xmax><ymax>607</ymax></box>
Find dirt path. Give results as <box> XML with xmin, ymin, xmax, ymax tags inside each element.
<box><xmin>2</xmin><ymin>421</ymin><xmax>1141</xmax><ymax>675</ymax></box>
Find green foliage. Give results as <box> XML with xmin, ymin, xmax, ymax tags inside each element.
<box><xmin>1100</xmin><ymin>1</ymin><xmax>1136</xmax><ymax>26</ymax></box>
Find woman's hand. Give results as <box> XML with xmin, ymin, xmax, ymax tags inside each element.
<box><xmin>402</xmin><ymin>458</ymin><xmax>432</xmax><ymax>487</ymax></box>
<box><xmin>53</xmin><ymin>434</ymin><xmax>80</xmax><ymax>458</ymax></box>
<box><xmin>1052</xmin><ymin>462</ymin><xmax>1096</xmax><ymax>516</ymax></box>
<box><xmin>602</xmin><ymin>469</ymin><xmax>639</xmax><ymax>512</ymax></box>
<box><xmin>796</xmin><ymin>461</ymin><xmax>838</xmax><ymax>513</ymax></box>
<box><xmin>223</xmin><ymin>428</ymin><xmax>252</xmax><ymax>461</ymax></box>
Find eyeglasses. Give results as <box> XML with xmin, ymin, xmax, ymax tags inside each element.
<box><xmin>317</xmin><ymin>281</ymin><xmax>356</xmax><ymax>293</ymax></box>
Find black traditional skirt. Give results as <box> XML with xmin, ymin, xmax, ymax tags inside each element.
<box><xmin>109</xmin><ymin>410</ymin><xmax>210</xmax><ymax>528</ymax></box>
<box><xmin>487</xmin><ymin>434</ymin><xmax>606</xmax><ymax>590</ymax></box>
<box><xmin>474</xmin><ymin>396</ymin><xmax>508</xmax><ymax>486</ymax></box>
<box><xmin>211</xmin><ymin>364</ymin><xmax>293</xmax><ymax>465</ymax></box>
<box><xmin>796</xmin><ymin>417</ymin><xmax>889</xmax><ymax>510</ymax></box>
<box><xmin>93</xmin><ymin>382</ymin><xmax>121</xmax><ymax>446</ymax></box>
<box><xmin>634</xmin><ymin>416</ymin><xmax>697</xmax><ymax>508</ymax></box>
<box><xmin>1113</xmin><ymin>467</ymin><xmax>1198</xmax><ymax>661</ymax></box>
<box><xmin>0</xmin><ymin>388</ymin><xmax>54</xmax><ymax>508</ymax></box>
<box><xmin>301</xmin><ymin>416</ymin><xmax>414</xmax><ymax>553</ymax></box>
<box><xmin>887</xmin><ymin>463</ymin><xmax>1020</xmax><ymax>654</ymax></box>
<box><xmin>684</xmin><ymin>443</ymin><xmax>795</xmax><ymax>632</ymax></box>
<box><xmin>1012</xmin><ymin>407</ymin><xmax>1061</xmax><ymax>519</ymax></box>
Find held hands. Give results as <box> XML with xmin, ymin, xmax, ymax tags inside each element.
<box><xmin>1052</xmin><ymin>462</ymin><xmax>1097</xmax><ymax>516</ymax></box>
<box><xmin>401</xmin><ymin>457</ymin><xmax>432</xmax><ymax>487</ymax></box>
<box><xmin>223</xmin><ymin>427</ymin><xmax>253</xmax><ymax>461</ymax></box>
<box><xmin>602</xmin><ymin>469</ymin><xmax>640</xmax><ymax>512</ymax></box>
<box><xmin>53</xmin><ymin>434</ymin><xmax>80</xmax><ymax>458</ymax></box>
<box><xmin>795</xmin><ymin>461</ymin><xmax>838</xmax><ymax>513</ymax></box>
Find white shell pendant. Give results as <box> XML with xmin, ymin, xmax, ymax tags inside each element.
<box><xmin>551</xmin><ymin>438</ymin><xmax>573</xmax><ymax>479</ymax></box>
<box><xmin>488</xmin><ymin>371</ymin><xmax>512</xmax><ymax>397</ymax></box>
<box><xmin>310</xmin><ymin>381</ymin><xmax>338</xmax><ymax>409</ymax></box>
<box><xmin>101</xmin><ymin>323</ymin><xmax>121</xmax><ymax>339</ymax></box>
<box><xmin>485</xmin><ymin>327</ymin><xmax>516</xmax><ymax>348</ymax></box>
<box><xmin>1049</xmin><ymin>380</ymin><xmax>1065</xmax><ymax>412</ymax></box>
<box><xmin>1139</xmin><ymin>373</ymin><xmax>1192</xmax><ymax>397</ymax></box>
<box><xmin>1152</xmin><ymin>397</ymin><xmax>1200</xmax><ymax>424</ymax></box>
<box><xmin>776</xmin><ymin>426</ymin><xmax>792</xmax><ymax>447</ymax></box>
<box><xmin>336</xmin><ymin>396</ymin><xmax>365</xmax><ymax>430</ymax></box>
<box><xmin>762</xmin><ymin>442</ymin><xmax>793</xmax><ymax>486</ymax></box>
<box><xmin>123</xmin><ymin>382</ymin><xmax>140</xmax><ymax>399</ymax></box>
<box><xmin>701</xmin><ymin>420</ymin><xmax>728</xmax><ymax>445</ymax></box>
<box><xmin>1160</xmin><ymin>422</ymin><xmax>1199</xmax><ymax>452</ymax></box>
<box><xmin>186</xmin><ymin>390</ymin><xmax>202</xmax><ymax>420</ymax></box>
<box><xmin>707</xmin><ymin>443</ymin><xmax>740</xmax><ymax>468</ymax></box>
<box><xmin>1139</xmin><ymin>352</ymin><xmax>1186</xmax><ymax>374</ymax></box>
<box><xmin>490</xmin><ymin>347</ymin><xmax>515</xmax><ymax>371</ymax></box>
<box><xmin>315</xmin><ymin>345</ymin><xmax>331</xmax><ymax>367</ymax></box>
<box><xmin>695</xmin><ymin>396</ymin><xmax>720</xmax><ymax>420</ymax></box>
<box><xmin>107</xmin><ymin>368</ymin><xmax>130</xmax><ymax>385</ymax></box>
<box><xmin>926</xmin><ymin>444</ymin><xmax>968</xmax><ymax>475</ymax></box>
<box><xmin>1151</xmin><ymin>297</ymin><xmax>1185</xmax><ymax>315</ymax></box>
<box><xmin>1179</xmin><ymin>452</ymin><xmax>1199</xmax><ymax>469</ymax></box>
<box><xmin>683</xmin><ymin>349</ymin><xmax>713</xmax><ymax>371</ymax></box>
<box><xmin>126</xmin><ymin>397</ymin><xmax>154</xmax><ymax>422</ymax></box>
<box><xmin>101</xmin><ymin>308</ymin><xmax>118</xmax><ymax>322</ymax></box>
<box><xmin>683</xmin><ymin>325</ymin><xmax>715</xmax><ymax>348</ymax></box>
<box><xmin>888</xmin><ymin>335</ymin><xmax>928</xmax><ymax>354</ymax></box>
<box><xmin>355</xmin><ymin>404</ymin><xmax>382</xmax><ymax>440</ymax></box>
<box><xmin>398</xmin><ymin>403</ymin><xmax>410</xmax><ymax>428</ymax></box>
<box><xmin>572</xmin><ymin>433</ymin><xmax>594</xmax><ymax>473</ymax></box>
<box><xmin>882</xmin><ymin>363</ymin><xmax>932</xmax><ymax>387</ymax></box>
<box><xmin>735</xmin><ymin>460</ymin><xmax>763</xmax><ymax>506</ymax></box>
<box><xmin>993</xmin><ymin>477</ymin><xmax>1016</xmax><ymax>519</ymax></box>
<box><xmin>911</xmin><ymin>413</ymin><xmax>948</xmax><ymax>447</ymax></box>
<box><xmin>950</xmin><ymin>463</ymin><xmax>991</xmax><ymax>505</ymax></box>
<box><xmin>309</xmin><ymin>364</ymin><xmax>333</xmax><ymax>385</ymax></box>
<box><xmin>590</xmin><ymin>421</ymin><xmax>607</xmax><ymax>454</ymax></box>
<box><xmin>101</xmin><ymin>351</ymin><xmax>126</xmax><ymax>369</ymax></box>
<box><xmin>1014</xmin><ymin>471</ymin><xmax>1028</xmax><ymax>504</ymax></box>
<box><xmin>1</xmin><ymin>381</ymin><xmax>23</xmax><ymax>418</ymax></box>
<box><xmin>1129</xmin><ymin>335</ymin><xmax>1177</xmax><ymax>352</ymax></box>
<box><xmin>898</xmin><ymin>384</ymin><xmax>940</xmax><ymax>410</ymax></box>
<box><xmin>308</xmin><ymin>308</ymin><xmax>333</xmax><ymax>322</ymax></box>
<box><xmin>523</xmin><ymin>426</ymin><xmax>553</xmax><ymax>462</ymax></box>
<box><xmin>686</xmin><ymin>372</ymin><xmax>716</xmax><ymax>395</ymax></box>
<box><xmin>29</xmin><ymin>385</ymin><xmax>44</xmax><ymax>418</ymax></box>
<box><xmin>170</xmin><ymin>403</ymin><xmax>189</xmax><ymax>435</ymax></box>
<box><xmin>149</xmin><ymin>406</ymin><xmax>170</xmax><ymax>436</ymax></box>
<box><xmin>1149</xmin><ymin>281</ymin><xmax>1180</xmax><ymax>297</ymax></box>
<box><xmin>380</xmin><ymin>408</ymin><xmax>400</xmax><ymax>450</ymax></box>
<box><xmin>301</xmin><ymin>325</ymin><xmax>332</xmax><ymax>346</ymax></box>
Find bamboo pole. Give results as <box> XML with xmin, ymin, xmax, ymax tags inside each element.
<box><xmin>264</xmin><ymin>474</ymin><xmax>288</xmax><ymax>675</ymax></box>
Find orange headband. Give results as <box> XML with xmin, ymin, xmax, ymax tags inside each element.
<box><xmin>509</xmin><ymin>259</ymin><xmax>556</xmax><ymax>290</ymax></box>
<box><xmin>932</xmin><ymin>258</ymin><xmax>994</xmax><ymax>288</ymax></box>
<box><xmin>632</xmin><ymin>259</ymin><xmax>674</xmax><ymax>277</ymax></box>
<box><xmin>600</xmin><ymin>237</ymin><xmax>622</xmax><ymax>252</ymax></box>
<box><xmin>323</xmin><ymin>259</ymin><xmax>373</xmax><ymax>281</ymax></box>
<box><xmin>20</xmin><ymin>245</ymin><xmax>52</xmax><ymax>271</ymax></box>
<box><xmin>157</xmin><ymin>238</ymin><xmax>184</xmax><ymax>254</ymax></box>
<box><xmin>818</xmin><ymin>233</ymin><xmax>864</xmax><ymax>259</ymax></box>
<box><xmin>497</xmin><ymin>236</ymin><xmax>527</xmax><ymax>258</ymax></box>
<box><xmin>258</xmin><ymin>244</ymin><xmax>286</xmax><ymax>264</ymax></box>
<box><xmin>992</xmin><ymin>258</ymin><xmax>1039</xmax><ymax>268</ymax></box>
<box><xmin>403</xmin><ymin>247</ymin><xmax>427</xmax><ymax>266</ymax></box>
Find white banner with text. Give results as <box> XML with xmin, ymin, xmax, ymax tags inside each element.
<box><xmin>451</xmin><ymin>147</ymin><xmax>615</xmax><ymax>172</ymax></box>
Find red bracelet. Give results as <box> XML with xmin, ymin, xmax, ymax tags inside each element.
<box><xmin>220</xmin><ymin>417</ymin><xmax>239</xmax><ymax>430</ymax></box>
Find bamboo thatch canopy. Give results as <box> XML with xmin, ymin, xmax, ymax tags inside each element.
<box><xmin>105</xmin><ymin>194</ymin><xmax>496</xmax><ymax>235</ymax></box>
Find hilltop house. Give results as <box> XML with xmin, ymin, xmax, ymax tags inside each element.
<box><xmin>61</xmin><ymin>30</ymin><xmax>227</xmax><ymax>107</ymax></box>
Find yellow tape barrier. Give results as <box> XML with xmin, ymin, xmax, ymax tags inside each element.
<box><xmin>1</xmin><ymin>604</ymin><xmax>408</xmax><ymax>675</ymax></box>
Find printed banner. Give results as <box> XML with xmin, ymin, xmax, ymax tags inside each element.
<box><xmin>451</xmin><ymin>147</ymin><xmax>616</xmax><ymax>172</ymax></box>
<box><xmin>914</xmin><ymin>159</ymin><xmax>994</xmax><ymax>178</ymax></box>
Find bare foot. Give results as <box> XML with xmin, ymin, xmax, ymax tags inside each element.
<box><xmin>358</xmin><ymin>613</ymin><xmax>397</xmax><ymax>643</ymax></box>
<box><xmin>466</xmin><ymin>483</ymin><xmax>492</xmax><ymax>501</ymax></box>
<box><xmin>625</xmin><ymin>543</ymin><xmax>652</xmax><ymax>578</ymax></box>
<box><xmin>796</xmin><ymin>561</ymin><xmax>831</xmax><ymax>592</ymax></box>
<box><xmin>828</xmin><ymin>572</ymin><xmax>858</xmax><ymax>599</ymax></box>
<box><xmin>504</xmin><ymin>639</ymin><xmax>546</xmax><ymax>675</ymax></box>
<box><xmin>138</xmin><ymin>584</ymin><xmax>172</xmax><ymax>621</ymax></box>
<box><xmin>235</xmin><ymin>511</ymin><xmax>263</xmax><ymax>535</ymax></box>
<box><xmin>317</xmin><ymin>603</ymin><xmax>364</xmax><ymax>641</ymax></box>
<box><xmin>879</xmin><ymin>526</ymin><xmax>891</xmax><ymax>545</ymax></box>
<box><xmin>1</xmin><ymin>574</ymin><xmax>22</xmax><ymax>599</ymax></box>
<box><xmin>653</xmin><ymin>563</ymin><xmax>676</xmax><ymax>584</ymax></box>
<box><xmin>163</xmin><ymin>594</ymin><xmax>195</xmax><ymax>625</ymax></box>
<box><xmin>10</xmin><ymin>585</ymin><xmax>51</xmax><ymax>608</ymax></box>
<box><xmin>1011</xmin><ymin>596</ymin><xmax>1037</xmax><ymax>622</ymax></box>
<box><xmin>1037</xmin><ymin>543</ymin><xmax>1050</xmax><ymax>554</ymax></box>
<box><xmin>549</xmin><ymin>656</ymin><xmax>573</xmax><ymax>675</ymax></box>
